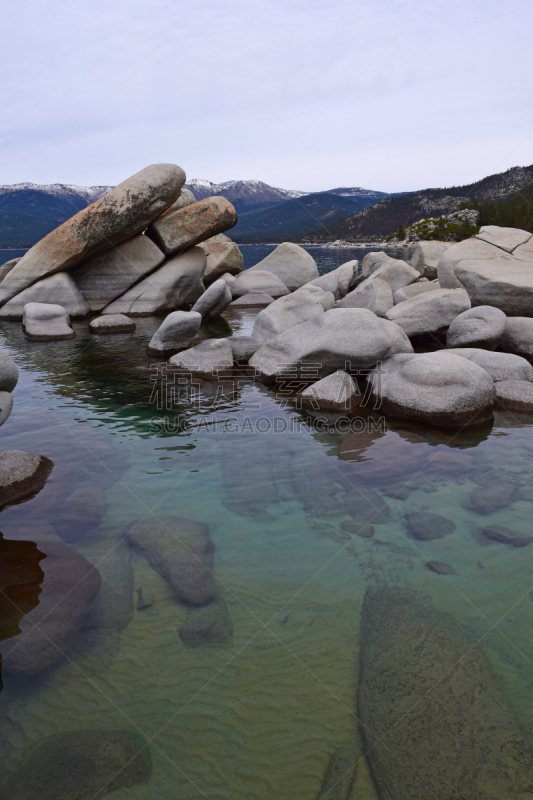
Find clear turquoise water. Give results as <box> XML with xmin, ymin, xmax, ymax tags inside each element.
<box><xmin>1</xmin><ymin>250</ymin><xmax>533</xmax><ymax>797</ymax></box>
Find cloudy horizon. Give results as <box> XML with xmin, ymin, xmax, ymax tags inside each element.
<box><xmin>2</xmin><ymin>0</ymin><xmax>532</xmax><ymax>194</ymax></box>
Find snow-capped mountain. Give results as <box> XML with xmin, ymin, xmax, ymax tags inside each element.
<box><xmin>184</xmin><ymin>178</ymin><xmax>306</xmax><ymax>213</ymax></box>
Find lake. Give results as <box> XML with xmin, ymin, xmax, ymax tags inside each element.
<box><xmin>0</xmin><ymin>248</ymin><xmax>532</xmax><ymax>799</ymax></box>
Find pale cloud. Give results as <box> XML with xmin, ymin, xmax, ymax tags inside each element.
<box><xmin>1</xmin><ymin>0</ymin><xmax>532</xmax><ymax>192</ymax></box>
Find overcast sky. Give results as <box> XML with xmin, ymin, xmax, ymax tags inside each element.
<box><xmin>1</xmin><ymin>0</ymin><xmax>532</xmax><ymax>193</ymax></box>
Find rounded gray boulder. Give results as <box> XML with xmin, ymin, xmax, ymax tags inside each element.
<box><xmin>0</xmin><ymin>347</ymin><xmax>19</xmax><ymax>392</ymax></box>
<box><xmin>369</xmin><ymin>350</ymin><xmax>495</xmax><ymax>427</ymax></box>
<box><xmin>446</xmin><ymin>305</ymin><xmax>507</xmax><ymax>349</ymax></box>
<box><xmin>22</xmin><ymin>302</ymin><xmax>75</xmax><ymax>341</ymax></box>
<box><xmin>192</xmin><ymin>278</ymin><xmax>233</xmax><ymax>319</ymax></box>
<box><xmin>500</xmin><ymin>317</ymin><xmax>533</xmax><ymax>360</ymax></box>
<box><xmin>147</xmin><ymin>310</ymin><xmax>202</xmax><ymax>357</ymax></box>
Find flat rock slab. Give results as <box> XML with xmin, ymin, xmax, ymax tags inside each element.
<box><xmin>0</xmin><ymin>163</ymin><xmax>185</xmax><ymax>305</ymax></box>
<box><xmin>89</xmin><ymin>314</ymin><xmax>136</xmax><ymax>334</ymax></box>
<box><xmin>127</xmin><ymin>516</ymin><xmax>216</xmax><ymax>606</ymax></box>
<box><xmin>229</xmin><ymin>292</ymin><xmax>275</xmax><ymax>307</ymax></box>
<box><xmin>406</xmin><ymin>511</ymin><xmax>455</xmax><ymax>540</ymax></box>
<box><xmin>23</xmin><ymin>302</ymin><xmax>75</xmax><ymax>341</ymax></box>
<box><xmin>358</xmin><ymin>587</ymin><xmax>533</xmax><ymax>799</ymax></box>
<box><xmin>178</xmin><ymin>595</ymin><xmax>233</xmax><ymax>647</ymax></box>
<box><xmin>0</xmin><ymin>450</ymin><xmax>54</xmax><ymax>506</ymax></box>
<box><xmin>482</xmin><ymin>524</ymin><xmax>533</xmax><ymax>547</ymax></box>
<box><xmin>5</xmin><ymin>729</ymin><xmax>151</xmax><ymax>800</ymax></box>
<box><xmin>469</xmin><ymin>482</ymin><xmax>518</xmax><ymax>514</ymax></box>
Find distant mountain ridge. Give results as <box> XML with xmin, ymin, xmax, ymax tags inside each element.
<box><xmin>184</xmin><ymin>178</ymin><xmax>305</xmax><ymax>213</ymax></box>
<box><xmin>304</xmin><ymin>165</ymin><xmax>533</xmax><ymax>242</ymax></box>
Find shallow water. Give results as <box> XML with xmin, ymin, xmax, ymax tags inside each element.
<box><xmin>1</xmin><ymin>302</ymin><xmax>533</xmax><ymax>798</ymax></box>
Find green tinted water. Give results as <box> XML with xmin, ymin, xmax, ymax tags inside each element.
<box><xmin>1</xmin><ymin>306</ymin><xmax>533</xmax><ymax>798</ymax></box>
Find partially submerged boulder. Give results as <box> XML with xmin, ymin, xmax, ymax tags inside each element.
<box><xmin>0</xmin><ymin>450</ymin><xmax>54</xmax><ymax>506</ymax></box>
<box><xmin>4</xmin><ymin>729</ymin><xmax>151</xmax><ymax>800</ymax></box>
<box><xmin>71</xmin><ymin>234</ymin><xmax>165</xmax><ymax>311</ymax></box>
<box><xmin>298</xmin><ymin>371</ymin><xmax>359</xmax><ymax>412</ymax></box>
<box><xmin>89</xmin><ymin>314</ymin><xmax>136</xmax><ymax>334</ymax></box>
<box><xmin>247</xmin><ymin>242</ymin><xmax>318</xmax><ymax>290</ymax></box>
<box><xmin>0</xmin><ymin>347</ymin><xmax>19</xmax><ymax>392</ymax></box>
<box><xmin>102</xmin><ymin>246</ymin><xmax>206</xmax><ymax>316</ymax></box>
<box><xmin>358</xmin><ymin>586</ymin><xmax>533</xmax><ymax>800</ymax></box>
<box><xmin>146</xmin><ymin>310</ymin><xmax>202</xmax><ymax>356</ymax></box>
<box><xmin>494</xmin><ymin>379</ymin><xmax>533</xmax><ymax>412</ymax></box>
<box><xmin>127</xmin><ymin>516</ymin><xmax>216</xmax><ymax>606</ymax></box>
<box><xmin>369</xmin><ymin>350</ymin><xmax>495</xmax><ymax>427</ymax></box>
<box><xmin>406</xmin><ymin>511</ymin><xmax>455</xmax><ymax>540</ymax></box>
<box><xmin>446</xmin><ymin>305</ymin><xmax>507</xmax><ymax>349</ymax></box>
<box><xmin>0</xmin><ymin>163</ymin><xmax>185</xmax><ymax>304</ymax></box>
<box><xmin>250</xmin><ymin>308</ymin><xmax>393</xmax><ymax>381</ymax></box>
<box><xmin>385</xmin><ymin>288</ymin><xmax>471</xmax><ymax>337</ymax></box>
<box><xmin>0</xmin><ymin>273</ymin><xmax>89</xmax><ymax>320</ymax></box>
<box><xmin>168</xmin><ymin>338</ymin><xmax>233</xmax><ymax>378</ymax></box>
<box><xmin>22</xmin><ymin>302</ymin><xmax>75</xmax><ymax>341</ymax></box>
<box><xmin>231</xmin><ymin>269</ymin><xmax>289</xmax><ymax>299</ymax></box>
<box><xmin>252</xmin><ymin>291</ymin><xmax>324</xmax><ymax>343</ymax></box>
<box><xmin>148</xmin><ymin>196</ymin><xmax>237</xmax><ymax>255</ymax></box>
<box><xmin>192</xmin><ymin>278</ymin><xmax>232</xmax><ymax>319</ymax></box>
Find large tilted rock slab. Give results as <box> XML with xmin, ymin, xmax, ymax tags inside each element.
<box><xmin>305</xmin><ymin>260</ymin><xmax>357</xmax><ymax>299</ymax></box>
<box><xmin>70</xmin><ymin>234</ymin><xmax>165</xmax><ymax>311</ymax></box>
<box><xmin>446</xmin><ymin>305</ymin><xmax>507</xmax><ymax>349</ymax></box>
<box><xmin>437</xmin><ymin>227</ymin><xmax>533</xmax><ymax>315</ymax></box>
<box><xmin>386</xmin><ymin>288</ymin><xmax>471</xmax><ymax>337</ymax></box>
<box><xmin>0</xmin><ymin>272</ymin><xmax>89</xmax><ymax>320</ymax></box>
<box><xmin>370</xmin><ymin>350</ymin><xmax>495</xmax><ymax>426</ymax></box>
<box><xmin>23</xmin><ymin>302</ymin><xmax>75</xmax><ymax>340</ymax></box>
<box><xmin>247</xmin><ymin>242</ymin><xmax>319</xmax><ymax>291</ymax></box>
<box><xmin>500</xmin><ymin>317</ymin><xmax>533</xmax><ymax>360</ymax></box>
<box><xmin>148</xmin><ymin>196</ymin><xmax>237</xmax><ymax>255</ymax></box>
<box><xmin>252</xmin><ymin>291</ymin><xmax>325</xmax><ymax>343</ymax></box>
<box><xmin>446</xmin><ymin>347</ymin><xmax>533</xmax><ymax>382</ymax></box>
<box><xmin>410</xmin><ymin>240</ymin><xmax>452</xmax><ymax>279</ymax></box>
<box><xmin>0</xmin><ymin>164</ymin><xmax>185</xmax><ymax>305</ymax></box>
<box><xmin>335</xmin><ymin>276</ymin><xmax>393</xmax><ymax>316</ymax></box>
<box><xmin>250</xmin><ymin>308</ymin><xmax>392</xmax><ymax>380</ymax></box>
<box><xmin>231</xmin><ymin>269</ymin><xmax>289</xmax><ymax>299</ymax></box>
<box><xmin>192</xmin><ymin>278</ymin><xmax>232</xmax><ymax>319</ymax></box>
<box><xmin>199</xmin><ymin>234</ymin><xmax>244</xmax><ymax>285</ymax></box>
<box><xmin>169</xmin><ymin>338</ymin><xmax>233</xmax><ymax>378</ymax></box>
<box><xmin>0</xmin><ymin>347</ymin><xmax>19</xmax><ymax>392</ymax></box>
<box><xmin>102</xmin><ymin>246</ymin><xmax>206</xmax><ymax>316</ymax></box>
<box><xmin>0</xmin><ymin>524</ymin><xmax>101</xmax><ymax>677</ymax></box>
<box><xmin>5</xmin><ymin>729</ymin><xmax>151</xmax><ymax>800</ymax></box>
<box><xmin>127</xmin><ymin>516</ymin><xmax>216</xmax><ymax>606</ymax></box>
<box><xmin>359</xmin><ymin>587</ymin><xmax>533</xmax><ymax>800</ymax></box>
<box><xmin>147</xmin><ymin>310</ymin><xmax>201</xmax><ymax>356</ymax></box>
<box><xmin>0</xmin><ymin>450</ymin><xmax>54</xmax><ymax>506</ymax></box>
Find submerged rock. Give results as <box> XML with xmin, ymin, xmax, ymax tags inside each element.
<box><xmin>0</xmin><ymin>450</ymin><xmax>54</xmax><ymax>506</ymax></box>
<box><xmin>55</xmin><ymin>485</ymin><xmax>107</xmax><ymax>541</ymax></box>
<box><xmin>5</xmin><ymin>729</ymin><xmax>151</xmax><ymax>800</ymax></box>
<box><xmin>0</xmin><ymin>524</ymin><xmax>101</xmax><ymax>677</ymax></box>
<box><xmin>317</xmin><ymin>743</ymin><xmax>357</xmax><ymax>800</ymax></box>
<box><xmin>340</xmin><ymin>520</ymin><xmax>374</xmax><ymax>538</ymax></box>
<box><xmin>136</xmin><ymin>585</ymin><xmax>153</xmax><ymax>610</ymax></box>
<box><xmin>406</xmin><ymin>511</ymin><xmax>456</xmax><ymax>540</ymax></box>
<box><xmin>77</xmin><ymin>528</ymin><xmax>134</xmax><ymax>631</ymax></box>
<box><xmin>344</xmin><ymin>487</ymin><xmax>390</xmax><ymax>524</ymax></box>
<box><xmin>0</xmin><ymin>164</ymin><xmax>185</xmax><ymax>305</ymax></box>
<box><xmin>127</xmin><ymin>516</ymin><xmax>216</xmax><ymax>606</ymax></box>
<box><xmin>178</xmin><ymin>595</ymin><xmax>232</xmax><ymax>647</ymax></box>
<box><xmin>469</xmin><ymin>482</ymin><xmax>518</xmax><ymax>514</ymax></box>
<box><xmin>358</xmin><ymin>586</ymin><xmax>533</xmax><ymax>800</ymax></box>
<box><xmin>22</xmin><ymin>302</ymin><xmax>75</xmax><ymax>340</ymax></box>
<box><xmin>426</xmin><ymin>560</ymin><xmax>456</xmax><ymax>575</ymax></box>
<box><xmin>481</xmin><ymin>524</ymin><xmax>532</xmax><ymax>547</ymax></box>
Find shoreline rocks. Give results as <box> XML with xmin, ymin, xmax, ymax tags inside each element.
<box><xmin>146</xmin><ymin>310</ymin><xmax>202</xmax><ymax>357</ymax></box>
<box><xmin>0</xmin><ymin>450</ymin><xmax>54</xmax><ymax>506</ymax></box>
<box><xmin>23</xmin><ymin>303</ymin><xmax>75</xmax><ymax>340</ymax></box>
